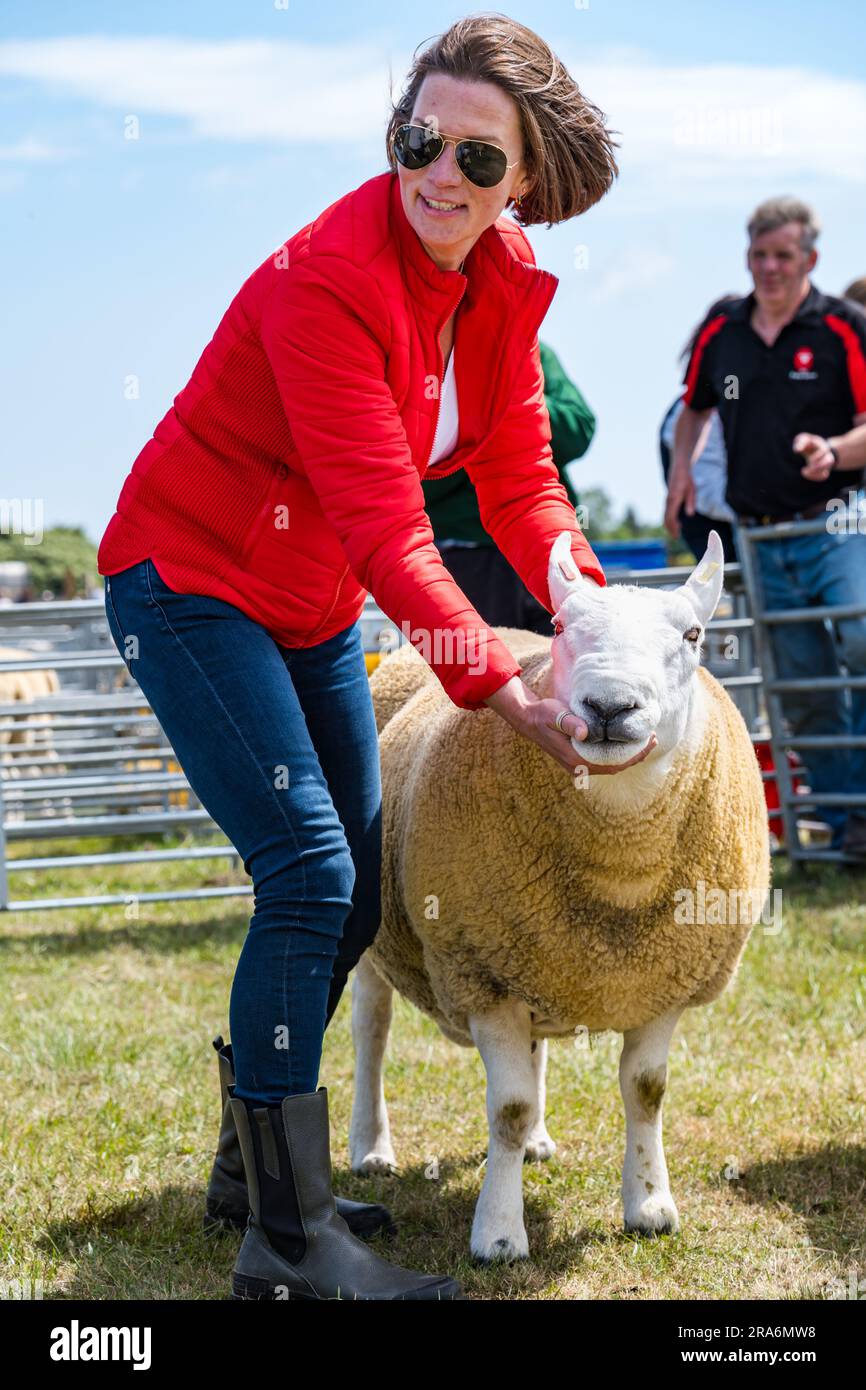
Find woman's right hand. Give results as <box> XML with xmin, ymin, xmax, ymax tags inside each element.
<box><xmin>484</xmin><ymin>675</ymin><xmax>657</xmax><ymax>777</ymax></box>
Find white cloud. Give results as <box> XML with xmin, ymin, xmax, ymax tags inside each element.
<box><xmin>0</xmin><ymin>136</ymin><xmax>75</xmax><ymax>161</ymax></box>
<box><xmin>570</xmin><ymin>56</ymin><xmax>866</xmax><ymax>185</ymax></box>
<box><xmin>0</xmin><ymin>36</ymin><xmax>396</xmax><ymax>144</ymax></box>
<box><xmin>588</xmin><ymin>247</ymin><xmax>676</xmax><ymax>303</ymax></box>
<box><xmin>0</xmin><ymin>35</ymin><xmax>863</xmax><ymax>189</ymax></box>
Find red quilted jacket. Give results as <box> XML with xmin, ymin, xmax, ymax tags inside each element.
<box><xmin>97</xmin><ymin>170</ymin><xmax>605</xmax><ymax>708</ymax></box>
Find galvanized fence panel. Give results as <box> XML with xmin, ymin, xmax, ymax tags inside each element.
<box><xmin>1</xmin><ymin>542</ymin><xmax>854</xmax><ymax>912</ymax></box>
<box><xmin>733</xmin><ymin>504</ymin><xmax>866</xmax><ymax>864</ymax></box>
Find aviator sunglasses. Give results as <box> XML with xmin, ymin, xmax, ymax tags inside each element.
<box><xmin>392</xmin><ymin>122</ymin><xmax>519</xmax><ymax>189</ymax></box>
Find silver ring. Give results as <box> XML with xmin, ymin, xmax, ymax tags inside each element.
<box><xmin>555</xmin><ymin>710</ymin><xmax>569</xmax><ymax>734</ymax></box>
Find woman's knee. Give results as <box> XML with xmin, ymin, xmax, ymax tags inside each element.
<box><xmin>252</xmin><ymin>836</ymin><xmax>356</xmax><ymax>914</ymax></box>
<box><xmin>330</xmin><ymin>846</ymin><xmax>357</xmax><ymax>904</ymax></box>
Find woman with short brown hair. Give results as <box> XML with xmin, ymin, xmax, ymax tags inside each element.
<box><xmin>99</xmin><ymin>14</ymin><xmax>640</xmax><ymax>1301</ymax></box>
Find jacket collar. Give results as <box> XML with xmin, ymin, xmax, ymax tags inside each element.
<box><xmin>387</xmin><ymin>171</ymin><xmax>558</xmax><ymax>323</ymax></box>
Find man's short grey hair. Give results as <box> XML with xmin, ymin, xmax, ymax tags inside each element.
<box><xmin>747</xmin><ymin>196</ymin><xmax>821</xmax><ymax>253</ymax></box>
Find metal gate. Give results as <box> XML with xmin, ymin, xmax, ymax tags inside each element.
<box><xmin>733</xmin><ymin>504</ymin><xmax>866</xmax><ymax>863</ymax></box>
<box><xmin>2</xmin><ymin>544</ymin><xmax>854</xmax><ymax>913</ymax></box>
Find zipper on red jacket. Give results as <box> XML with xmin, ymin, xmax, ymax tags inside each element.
<box><xmin>423</xmin><ymin>282</ymin><xmax>467</xmax><ymax>476</ymax></box>
<box><xmin>305</xmin><ymin>287</ymin><xmax>466</xmax><ymax>647</ymax></box>
<box><xmin>421</xmin><ymin>269</ymin><xmax>556</xmax><ymax>483</ymax></box>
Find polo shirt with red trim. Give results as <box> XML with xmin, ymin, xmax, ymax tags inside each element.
<box><xmin>682</xmin><ymin>283</ymin><xmax>866</xmax><ymax>517</ymax></box>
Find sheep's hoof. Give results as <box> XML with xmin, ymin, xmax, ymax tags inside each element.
<box><xmin>623</xmin><ymin>1194</ymin><xmax>680</xmax><ymax>1236</ymax></box>
<box><xmin>524</xmin><ymin>1133</ymin><xmax>557</xmax><ymax>1163</ymax></box>
<box><xmin>351</xmin><ymin>1150</ymin><xmax>397</xmax><ymax>1176</ymax></box>
<box><xmin>470</xmin><ymin>1233</ymin><xmax>530</xmax><ymax>1265</ymax></box>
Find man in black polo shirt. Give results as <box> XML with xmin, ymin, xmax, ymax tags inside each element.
<box><xmin>665</xmin><ymin>196</ymin><xmax>866</xmax><ymax>858</ymax></box>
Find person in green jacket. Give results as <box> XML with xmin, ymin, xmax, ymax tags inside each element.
<box><xmin>422</xmin><ymin>339</ymin><xmax>596</xmax><ymax>634</ymax></box>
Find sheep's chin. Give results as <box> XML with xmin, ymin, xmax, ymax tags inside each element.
<box><xmin>572</xmin><ymin>736</ymin><xmax>652</xmax><ymax>767</ymax></box>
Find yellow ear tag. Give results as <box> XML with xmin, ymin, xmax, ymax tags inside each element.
<box><xmin>695</xmin><ymin>560</ymin><xmax>721</xmax><ymax>584</ymax></box>
<box><xmin>557</xmin><ymin>557</ymin><xmax>577</xmax><ymax>580</ymax></box>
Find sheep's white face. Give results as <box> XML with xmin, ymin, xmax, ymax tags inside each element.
<box><xmin>548</xmin><ymin>530</ymin><xmax>726</xmax><ymax>767</ymax></box>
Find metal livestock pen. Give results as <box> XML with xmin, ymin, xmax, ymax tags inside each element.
<box><xmin>1</xmin><ymin>529</ymin><xmax>862</xmax><ymax>912</ymax></box>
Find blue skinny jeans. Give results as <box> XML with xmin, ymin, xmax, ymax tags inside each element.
<box><xmin>104</xmin><ymin>557</ymin><xmax>382</xmax><ymax>1104</ymax></box>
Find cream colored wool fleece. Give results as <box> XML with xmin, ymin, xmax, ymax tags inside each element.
<box><xmin>368</xmin><ymin>627</ymin><xmax>771</xmax><ymax>1045</ymax></box>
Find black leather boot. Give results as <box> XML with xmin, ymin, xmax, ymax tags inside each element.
<box><xmin>229</xmin><ymin>1086</ymin><xmax>464</xmax><ymax>1300</ymax></box>
<box><xmin>203</xmin><ymin>1036</ymin><xmax>396</xmax><ymax>1240</ymax></box>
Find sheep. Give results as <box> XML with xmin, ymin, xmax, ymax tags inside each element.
<box><xmin>0</xmin><ymin>647</ymin><xmax>60</xmax><ymax>719</ymax></box>
<box><xmin>0</xmin><ymin>648</ymin><xmax>62</xmax><ymax>822</ymax></box>
<box><xmin>349</xmin><ymin>529</ymin><xmax>771</xmax><ymax>1261</ymax></box>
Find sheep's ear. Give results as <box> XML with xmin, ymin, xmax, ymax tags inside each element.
<box><xmin>679</xmin><ymin>529</ymin><xmax>725</xmax><ymax>627</ymax></box>
<box><xmin>548</xmin><ymin>530</ymin><xmax>589</xmax><ymax>611</ymax></box>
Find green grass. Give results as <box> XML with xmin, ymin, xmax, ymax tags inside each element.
<box><xmin>1</xmin><ymin>833</ymin><xmax>865</xmax><ymax>1300</ymax></box>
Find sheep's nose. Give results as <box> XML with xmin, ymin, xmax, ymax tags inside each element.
<box><xmin>584</xmin><ymin>697</ymin><xmax>639</xmax><ymax>724</ymax></box>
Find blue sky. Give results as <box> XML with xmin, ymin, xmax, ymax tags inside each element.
<box><xmin>4</xmin><ymin>0</ymin><xmax>866</xmax><ymax>543</ymax></box>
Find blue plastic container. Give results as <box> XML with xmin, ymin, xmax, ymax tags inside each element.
<box><xmin>589</xmin><ymin>539</ymin><xmax>668</xmax><ymax>574</ymax></box>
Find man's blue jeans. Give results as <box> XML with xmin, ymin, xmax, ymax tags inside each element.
<box><xmin>735</xmin><ymin>521</ymin><xmax>866</xmax><ymax>847</ymax></box>
<box><xmin>103</xmin><ymin>557</ymin><xmax>382</xmax><ymax>1104</ymax></box>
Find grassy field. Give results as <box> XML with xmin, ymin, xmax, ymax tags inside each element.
<box><xmin>1</xmin><ymin>831</ymin><xmax>864</xmax><ymax>1301</ymax></box>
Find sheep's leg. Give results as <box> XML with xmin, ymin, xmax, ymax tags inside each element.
<box><xmin>348</xmin><ymin>954</ymin><xmax>397</xmax><ymax>1174</ymax></box>
<box><xmin>618</xmin><ymin>1007</ymin><xmax>682</xmax><ymax>1235</ymax></box>
<box><xmin>524</xmin><ymin>1038</ymin><xmax>557</xmax><ymax>1162</ymax></box>
<box><xmin>469</xmin><ymin>998</ymin><xmax>536</xmax><ymax>1262</ymax></box>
